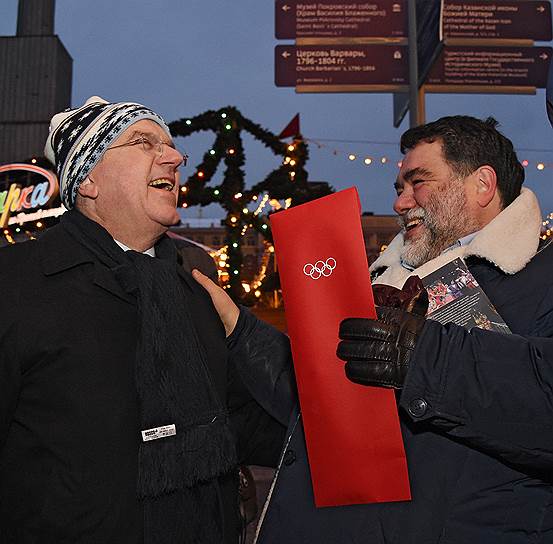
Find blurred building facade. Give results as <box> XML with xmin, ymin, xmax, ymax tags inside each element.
<box><xmin>0</xmin><ymin>0</ymin><xmax>72</xmax><ymax>164</ymax></box>
<box><xmin>172</xmin><ymin>213</ymin><xmax>401</xmax><ymax>278</ymax></box>
<box><xmin>361</xmin><ymin>213</ymin><xmax>400</xmax><ymax>265</ymax></box>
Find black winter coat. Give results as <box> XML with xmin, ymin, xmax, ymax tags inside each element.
<box><xmin>237</xmin><ymin>241</ymin><xmax>553</xmax><ymax>544</ymax></box>
<box><xmin>0</xmin><ymin>223</ymin><xmax>284</xmax><ymax>543</ymax></box>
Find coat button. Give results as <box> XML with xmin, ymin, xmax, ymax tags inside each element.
<box><xmin>283</xmin><ymin>449</ymin><xmax>296</xmax><ymax>466</ymax></box>
<box><xmin>408</xmin><ymin>398</ymin><xmax>428</xmax><ymax>418</ymax></box>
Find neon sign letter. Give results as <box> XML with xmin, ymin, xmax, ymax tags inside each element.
<box><xmin>0</xmin><ymin>164</ymin><xmax>58</xmax><ymax>227</ymax></box>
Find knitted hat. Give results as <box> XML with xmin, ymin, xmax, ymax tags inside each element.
<box><xmin>44</xmin><ymin>96</ymin><xmax>171</xmax><ymax>209</ymax></box>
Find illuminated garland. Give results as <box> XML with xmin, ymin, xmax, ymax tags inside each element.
<box><xmin>541</xmin><ymin>212</ymin><xmax>553</xmax><ymax>240</ymax></box>
<box><xmin>306</xmin><ymin>138</ymin><xmax>553</xmax><ymax>172</ymax></box>
<box><xmin>169</xmin><ymin>107</ymin><xmax>333</xmax><ymax>300</ymax></box>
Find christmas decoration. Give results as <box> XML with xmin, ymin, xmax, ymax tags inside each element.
<box><xmin>169</xmin><ymin>107</ymin><xmax>333</xmax><ymax>300</ymax></box>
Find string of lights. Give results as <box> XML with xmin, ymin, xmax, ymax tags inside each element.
<box><xmin>306</xmin><ymin>137</ymin><xmax>553</xmax><ymax>171</ymax></box>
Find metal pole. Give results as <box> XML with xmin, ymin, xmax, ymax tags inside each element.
<box><xmin>408</xmin><ymin>0</ymin><xmax>419</xmax><ymax>128</ymax></box>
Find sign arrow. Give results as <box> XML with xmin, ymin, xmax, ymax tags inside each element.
<box><xmin>282</xmin><ymin>4</ymin><xmax>291</xmax><ymax>11</ymax></box>
<box><xmin>282</xmin><ymin>50</ymin><xmax>291</xmax><ymax>58</ymax></box>
<box><xmin>540</xmin><ymin>52</ymin><xmax>549</xmax><ymax>60</ymax></box>
<box><xmin>537</xmin><ymin>5</ymin><xmax>546</xmax><ymax>13</ymax></box>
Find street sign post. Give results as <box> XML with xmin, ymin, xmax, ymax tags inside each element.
<box><xmin>393</xmin><ymin>0</ymin><xmax>442</xmax><ymax>127</ymax></box>
<box><xmin>275</xmin><ymin>44</ymin><xmax>408</xmax><ymax>91</ymax></box>
<box><xmin>275</xmin><ymin>43</ymin><xmax>552</xmax><ymax>92</ymax></box>
<box><xmin>274</xmin><ymin>0</ymin><xmax>553</xmax><ymax>128</ymax></box>
<box><xmin>442</xmin><ymin>1</ymin><xmax>552</xmax><ymax>42</ymax></box>
<box><xmin>275</xmin><ymin>0</ymin><xmax>407</xmax><ymax>42</ymax></box>
<box><xmin>426</xmin><ymin>45</ymin><xmax>552</xmax><ymax>90</ymax></box>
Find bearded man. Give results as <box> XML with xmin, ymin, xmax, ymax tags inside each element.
<box><xmin>201</xmin><ymin>115</ymin><xmax>553</xmax><ymax>544</ymax></box>
<box><xmin>0</xmin><ymin>97</ymin><xmax>288</xmax><ymax>544</ymax></box>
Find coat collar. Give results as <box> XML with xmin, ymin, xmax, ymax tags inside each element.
<box><xmin>371</xmin><ymin>188</ymin><xmax>542</xmax><ymax>288</ymax></box>
<box><xmin>40</xmin><ymin>223</ymin><xmax>95</xmax><ymax>275</ymax></box>
<box><xmin>39</xmin><ymin>222</ymin><xmax>135</xmax><ymax>304</ymax></box>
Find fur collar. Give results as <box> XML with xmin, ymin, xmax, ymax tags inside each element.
<box><xmin>370</xmin><ymin>188</ymin><xmax>542</xmax><ymax>289</ymax></box>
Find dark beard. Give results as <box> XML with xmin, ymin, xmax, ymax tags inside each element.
<box><xmin>400</xmin><ymin>181</ymin><xmax>480</xmax><ymax>269</ymax></box>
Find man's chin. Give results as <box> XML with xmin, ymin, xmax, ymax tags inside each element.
<box><xmin>401</xmin><ymin>235</ymin><xmax>433</xmax><ymax>269</ymax></box>
<box><xmin>147</xmin><ymin>210</ymin><xmax>180</xmax><ymax>233</ymax></box>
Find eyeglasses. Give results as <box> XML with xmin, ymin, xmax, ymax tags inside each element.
<box><xmin>107</xmin><ymin>133</ymin><xmax>188</xmax><ymax>167</ymax></box>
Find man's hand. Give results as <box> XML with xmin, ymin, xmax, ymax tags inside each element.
<box><xmin>337</xmin><ymin>307</ymin><xmax>426</xmax><ymax>388</ymax></box>
<box><xmin>192</xmin><ymin>269</ymin><xmax>239</xmax><ymax>337</ymax></box>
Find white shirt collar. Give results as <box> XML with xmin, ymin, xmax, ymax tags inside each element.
<box><xmin>114</xmin><ymin>239</ymin><xmax>156</xmax><ymax>257</ymax></box>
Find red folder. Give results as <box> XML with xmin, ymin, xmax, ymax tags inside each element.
<box><xmin>270</xmin><ymin>187</ymin><xmax>411</xmax><ymax>507</ymax></box>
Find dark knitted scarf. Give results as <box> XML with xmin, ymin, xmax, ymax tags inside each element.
<box><xmin>61</xmin><ymin>210</ymin><xmax>237</xmax><ymax>544</ymax></box>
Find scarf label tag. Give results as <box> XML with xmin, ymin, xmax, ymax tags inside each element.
<box><xmin>141</xmin><ymin>424</ymin><xmax>176</xmax><ymax>442</ymax></box>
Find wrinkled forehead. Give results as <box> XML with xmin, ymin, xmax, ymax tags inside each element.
<box><xmin>114</xmin><ymin>119</ymin><xmax>172</xmax><ymax>145</ymax></box>
<box><xmin>397</xmin><ymin>141</ymin><xmax>451</xmax><ymax>182</ymax></box>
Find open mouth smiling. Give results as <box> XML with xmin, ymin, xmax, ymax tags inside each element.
<box><xmin>148</xmin><ymin>178</ymin><xmax>175</xmax><ymax>191</ymax></box>
<box><xmin>405</xmin><ymin>217</ymin><xmax>424</xmax><ymax>231</ymax></box>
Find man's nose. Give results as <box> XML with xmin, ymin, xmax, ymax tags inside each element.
<box><xmin>393</xmin><ymin>188</ymin><xmax>416</xmax><ymax>215</ymax></box>
<box><xmin>161</xmin><ymin>144</ymin><xmax>185</xmax><ymax>168</ymax></box>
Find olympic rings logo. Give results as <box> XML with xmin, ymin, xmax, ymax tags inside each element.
<box><xmin>303</xmin><ymin>258</ymin><xmax>337</xmax><ymax>280</ymax></box>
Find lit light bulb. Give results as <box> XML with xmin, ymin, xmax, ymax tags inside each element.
<box><xmin>381</xmin><ymin>157</ymin><xmax>387</xmax><ymax>164</ymax></box>
<box><xmin>287</xmin><ymin>144</ymin><xmax>295</xmax><ymax>152</ymax></box>
<box><xmin>185</xmin><ymin>120</ymin><xmax>192</xmax><ymax>125</ymax></box>
<box><xmin>234</xmin><ymin>192</ymin><xmax>242</xmax><ymax>199</ymax></box>
<box><xmin>221</xmin><ymin>112</ymin><xmax>227</xmax><ymax>119</ymax></box>
<box><xmin>537</xmin><ymin>163</ymin><xmax>545</xmax><ymax>170</ymax></box>
<box><xmin>225</xmin><ymin>124</ymin><xmax>232</xmax><ymax>130</ymax></box>
<box><xmin>348</xmin><ymin>154</ymin><xmax>356</xmax><ymax>161</ymax></box>
<box><xmin>210</xmin><ymin>149</ymin><xmax>216</xmax><ymax>155</ymax></box>
<box><xmin>214</xmin><ymin>189</ymin><xmax>220</xmax><ymax>195</ymax></box>
<box><xmin>364</xmin><ymin>157</ymin><xmax>372</xmax><ymax>165</ymax></box>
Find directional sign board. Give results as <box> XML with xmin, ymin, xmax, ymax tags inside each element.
<box><xmin>275</xmin><ymin>0</ymin><xmax>407</xmax><ymax>40</ymax></box>
<box><xmin>427</xmin><ymin>45</ymin><xmax>552</xmax><ymax>88</ymax></box>
<box><xmin>275</xmin><ymin>44</ymin><xmax>408</xmax><ymax>89</ymax></box>
<box><xmin>277</xmin><ymin>43</ymin><xmax>552</xmax><ymax>91</ymax></box>
<box><xmin>442</xmin><ymin>1</ymin><xmax>552</xmax><ymax>42</ymax></box>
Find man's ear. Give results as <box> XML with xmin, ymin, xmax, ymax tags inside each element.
<box><xmin>473</xmin><ymin>165</ymin><xmax>498</xmax><ymax>208</ymax></box>
<box><xmin>77</xmin><ymin>176</ymin><xmax>99</xmax><ymax>200</ymax></box>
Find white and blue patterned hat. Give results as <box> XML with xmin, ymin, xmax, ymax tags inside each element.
<box><xmin>44</xmin><ymin>96</ymin><xmax>171</xmax><ymax>209</ymax></box>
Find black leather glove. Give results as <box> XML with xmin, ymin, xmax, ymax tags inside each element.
<box><xmin>337</xmin><ymin>278</ymin><xmax>428</xmax><ymax>389</ymax></box>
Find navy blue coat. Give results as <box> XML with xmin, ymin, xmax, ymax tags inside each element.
<box><xmin>238</xmin><ymin>240</ymin><xmax>553</xmax><ymax>544</ymax></box>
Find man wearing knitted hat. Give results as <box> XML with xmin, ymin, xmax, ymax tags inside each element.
<box><xmin>0</xmin><ymin>97</ymin><xmax>290</xmax><ymax>543</ymax></box>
